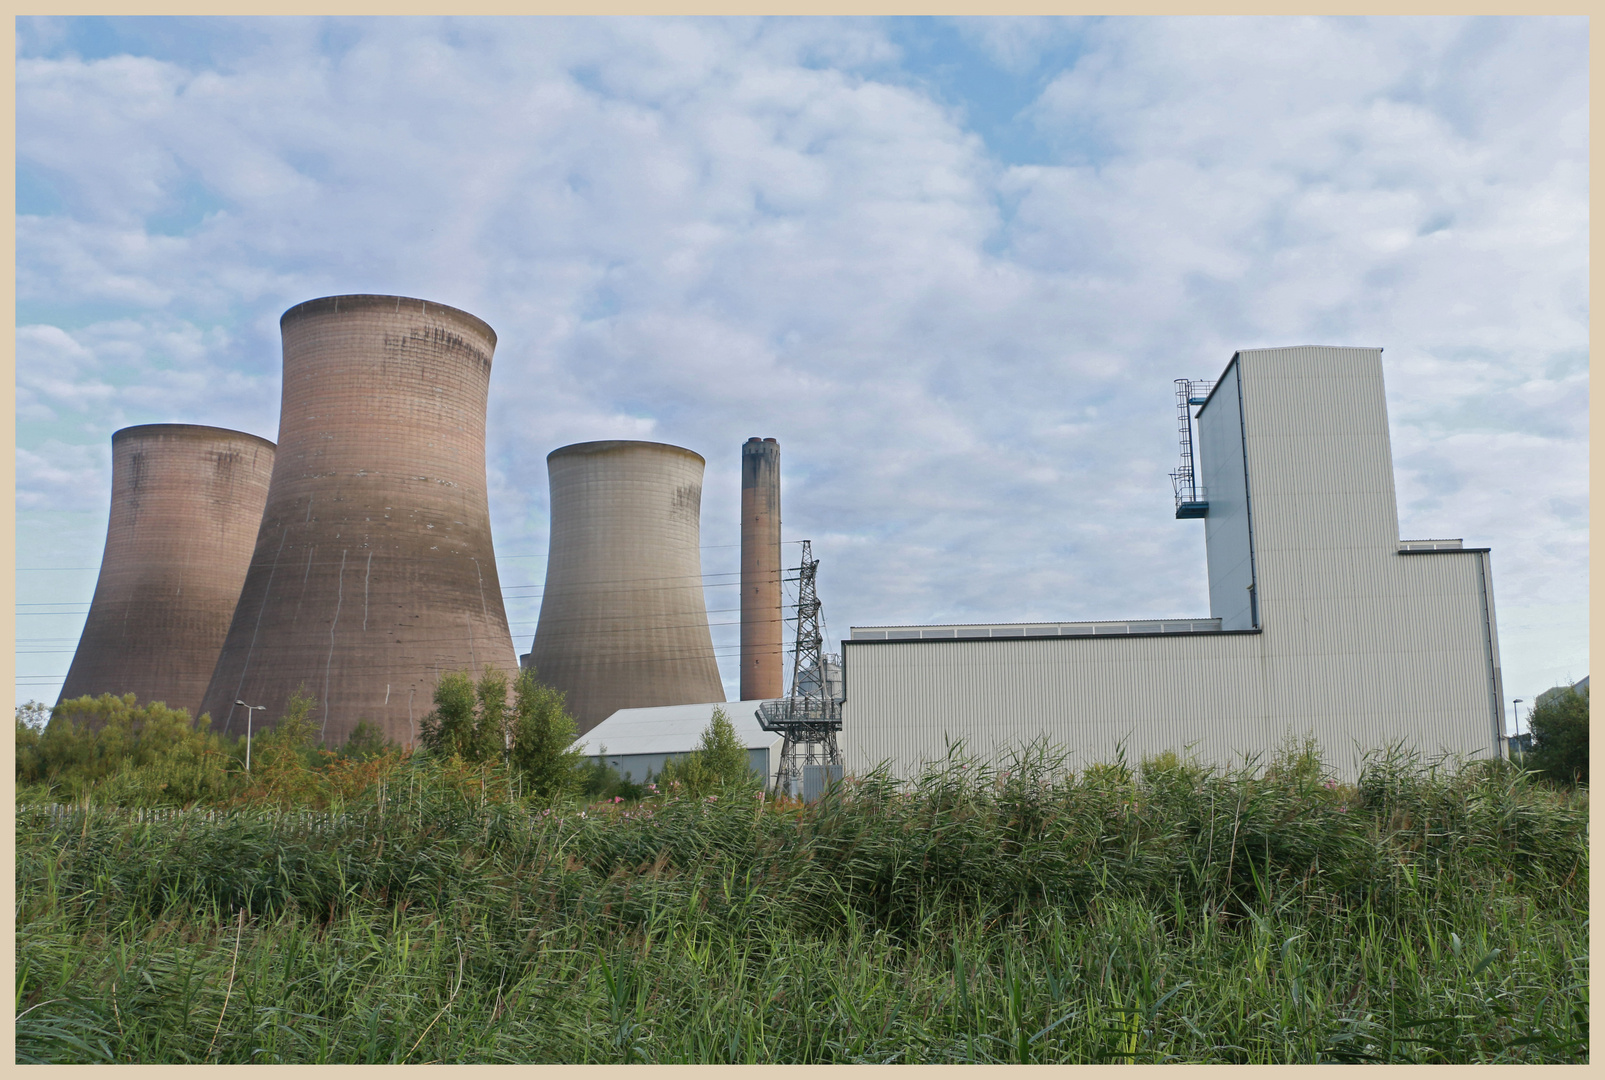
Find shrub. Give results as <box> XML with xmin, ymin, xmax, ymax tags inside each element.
<box><xmin>578</xmin><ymin>756</ymin><xmax>653</xmax><ymax>802</ymax></box>
<box><xmin>339</xmin><ymin>719</ymin><xmax>398</xmax><ymax>762</ymax></box>
<box><xmin>237</xmin><ymin>688</ymin><xmax>325</xmax><ymax>807</ymax></box>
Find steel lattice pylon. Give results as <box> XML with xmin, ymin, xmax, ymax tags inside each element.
<box><xmin>755</xmin><ymin>540</ymin><xmax>842</xmax><ymax>797</ymax></box>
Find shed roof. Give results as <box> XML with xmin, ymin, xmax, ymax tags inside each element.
<box><xmin>574</xmin><ymin>700</ymin><xmax>782</xmax><ymax>757</ymax></box>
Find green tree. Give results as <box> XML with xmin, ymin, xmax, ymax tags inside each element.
<box><xmin>339</xmin><ymin>719</ymin><xmax>398</xmax><ymax>762</ymax></box>
<box><xmin>473</xmin><ymin>666</ymin><xmax>511</xmax><ymax>762</ymax></box>
<box><xmin>655</xmin><ymin>750</ymin><xmax>712</xmax><ymax>798</ymax></box>
<box><xmin>243</xmin><ymin>687</ymin><xmax>324</xmax><ymax>805</ymax></box>
<box><xmin>700</xmin><ymin>706</ymin><xmax>750</xmax><ymax>786</ymax></box>
<box><xmin>656</xmin><ymin>707</ymin><xmax>753</xmax><ymax>798</ymax></box>
<box><xmin>15</xmin><ymin>702</ymin><xmax>48</xmax><ymax>785</ymax></box>
<box><xmin>509</xmin><ymin>667</ymin><xmax>585</xmax><ymax>803</ymax></box>
<box><xmin>419</xmin><ymin>671</ymin><xmax>478</xmax><ymax>759</ymax></box>
<box><xmin>17</xmin><ymin>694</ymin><xmax>236</xmax><ymax>806</ymax></box>
<box><xmin>418</xmin><ymin>667</ymin><xmax>511</xmax><ymax>763</ymax></box>
<box><xmin>1527</xmin><ymin>685</ymin><xmax>1588</xmax><ymax>785</ymax></box>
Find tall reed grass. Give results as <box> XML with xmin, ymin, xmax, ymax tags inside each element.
<box><xmin>15</xmin><ymin>743</ymin><xmax>1587</xmax><ymax>1063</ymax></box>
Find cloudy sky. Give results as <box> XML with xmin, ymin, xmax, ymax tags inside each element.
<box><xmin>15</xmin><ymin>16</ymin><xmax>1588</xmax><ymax>727</ymax></box>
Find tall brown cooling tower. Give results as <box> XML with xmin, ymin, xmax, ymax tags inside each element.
<box><xmin>198</xmin><ymin>295</ymin><xmax>519</xmax><ymax>748</ymax></box>
<box><xmin>526</xmin><ymin>441</ymin><xmax>726</xmax><ymax>734</ymax></box>
<box><xmin>57</xmin><ymin>425</ymin><xmax>276</xmax><ymax>717</ymax></box>
<box><xmin>740</xmin><ymin>437</ymin><xmax>784</xmax><ymax>701</ymax></box>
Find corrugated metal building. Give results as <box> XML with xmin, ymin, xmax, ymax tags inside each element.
<box><xmin>842</xmin><ymin>346</ymin><xmax>1505</xmax><ymax>781</ymax></box>
<box><xmin>574</xmin><ymin>700</ymin><xmax>784</xmax><ymax>787</ymax></box>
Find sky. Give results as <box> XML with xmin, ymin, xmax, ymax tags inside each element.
<box><xmin>14</xmin><ymin>15</ymin><xmax>1589</xmax><ymax>732</ymax></box>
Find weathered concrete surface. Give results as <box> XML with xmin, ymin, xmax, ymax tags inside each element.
<box><xmin>199</xmin><ymin>295</ymin><xmax>519</xmax><ymax>747</ymax></box>
<box><xmin>740</xmin><ymin>437</ymin><xmax>784</xmax><ymax>701</ymax></box>
<box><xmin>526</xmin><ymin>440</ymin><xmax>726</xmax><ymax>734</ymax></box>
<box><xmin>59</xmin><ymin>425</ymin><xmax>276</xmax><ymax>718</ymax></box>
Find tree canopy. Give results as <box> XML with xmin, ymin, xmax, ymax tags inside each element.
<box><xmin>1526</xmin><ymin>685</ymin><xmax>1588</xmax><ymax>785</ymax></box>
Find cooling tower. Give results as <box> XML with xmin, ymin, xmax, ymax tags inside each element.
<box><xmin>740</xmin><ymin>437</ymin><xmax>784</xmax><ymax>701</ymax></box>
<box><xmin>198</xmin><ymin>295</ymin><xmax>519</xmax><ymax>747</ymax></box>
<box><xmin>57</xmin><ymin>424</ymin><xmax>276</xmax><ymax>718</ymax></box>
<box><xmin>525</xmin><ymin>440</ymin><xmax>726</xmax><ymax>734</ymax></box>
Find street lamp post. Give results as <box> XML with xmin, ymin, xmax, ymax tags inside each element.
<box><xmin>235</xmin><ymin>700</ymin><xmax>266</xmax><ymax>771</ymax></box>
<box><xmin>1512</xmin><ymin>699</ymin><xmax>1523</xmax><ymax>745</ymax></box>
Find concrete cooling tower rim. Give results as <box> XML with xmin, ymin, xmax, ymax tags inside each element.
<box><xmin>548</xmin><ymin>440</ymin><xmax>707</xmax><ymax>466</ymax></box>
<box><xmin>112</xmin><ymin>423</ymin><xmax>277</xmax><ymax>451</ymax></box>
<box><xmin>280</xmin><ymin>294</ymin><xmax>497</xmax><ymax>346</ymax></box>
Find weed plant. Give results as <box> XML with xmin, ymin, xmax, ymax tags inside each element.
<box><xmin>15</xmin><ymin>741</ymin><xmax>1587</xmax><ymax>1063</ymax></box>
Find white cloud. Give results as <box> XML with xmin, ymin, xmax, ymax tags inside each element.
<box><xmin>15</xmin><ymin>16</ymin><xmax>1586</xmax><ymax>710</ymax></box>
<box><xmin>15</xmin><ymin>316</ymin><xmax>278</xmax><ymax>439</ymax></box>
<box><xmin>16</xmin><ymin>440</ymin><xmax>110</xmax><ymax>512</ymax></box>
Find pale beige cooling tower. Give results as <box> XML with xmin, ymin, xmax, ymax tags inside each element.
<box><xmin>740</xmin><ymin>437</ymin><xmax>784</xmax><ymax>701</ymax></box>
<box><xmin>525</xmin><ymin>440</ymin><xmax>726</xmax><ymax>734</ymax></box>
<box><xmin>199</xmin><ymin>294</ymin><xmax>520</xmax><ymax>747</ymax></box>
<box><xmin>58</xmin><ymin>424</ymin><xmax>276</xmax><ymax>718</ymax></box>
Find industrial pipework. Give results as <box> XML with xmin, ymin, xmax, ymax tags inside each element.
<box><xmin>525</xmin><ymin>440</ymin><xmax>726</xmax><ymax>734</ymax></box>
<box><xmin>199</xmin><ymin>294</ymin><xmax>520</xmax><ymax>747</ymax></box>
<box><xmin>59</xmin><ymin>424</ymin><xmax>276</xmax><ymax>718</ymax></box>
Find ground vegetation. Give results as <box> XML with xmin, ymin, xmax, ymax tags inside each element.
<box><xmin>14</xmin><ymin>732</ymin><xmax>1587</xmax><ymax>1064</ymax></box>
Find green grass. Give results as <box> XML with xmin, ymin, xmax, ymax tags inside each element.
<box><xmin>15</xmin><ymin>744</ymin><xmax>1588</xmax><ymax>1063</ymax></box>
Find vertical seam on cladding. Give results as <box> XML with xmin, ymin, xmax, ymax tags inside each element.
<box><xmin>322</xmin><ymin>548</ymin><xmax>347</xmax><ymax>740</ymax></box>
<box><xmin>1237</xmin><ymin>358</ymin><xmax>1260</xmax><ymax>629</ymax></box>
<box><xmin>1476</xmin><ymin>551</ymin><xmax>1504</xmax><ymax>750</ymax></box>
<box><xmin>363</xmin><ymin>549</ymin><xmax>373</xmax><ymax>632</ymax></box>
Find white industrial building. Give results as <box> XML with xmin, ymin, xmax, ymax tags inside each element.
<box><xmin>575</xmin><ymin>700</ymin><xmax>783</xmax><ymax>785</ymax></box>
<box><xmin>841</xmin><ymin>346</ymin><xmax>1507</xmax><ymax>782</ymax></box>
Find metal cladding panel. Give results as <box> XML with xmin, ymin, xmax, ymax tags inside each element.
<box><xmin>1198</xmin><ymin>361</ymin><xmax>1254</xmax><ymax>629</ymax></box>
<box><xmin>587</xmin><ymin>747</ymin><xmax>773</xmax><ymax>785</ymax></box>
<box><xmin>1237</xmin><ymin>346</ymin><xmax>1399</xmax><ymax>563</ymax></box>
<box><xmin>199</xmin><ymin>295</ymin><xmax>519</xmax><ymax>747</ymax></box>
<box><xmin>842</xmin><ymin>345</ymin><xmax>1501</xmax><ymax>784</ymax></box>
<box><xmin>1231</xmin><ymin>348</ymin><xmax>1493</xmax><ymax>765</ymax></box>
<box><xmin>527</xmin><ymin>440</ymin><xmax>726</xmax><ymax>734</ymax></box>
<box><xmin>59</xmin><ymin>425</ymin><xmax>276</xmax><ymax>718</ymax></box>
<box><xmin>842</xmin><ymin>635</ymin><xmax>1278</xmax><ymax>780</ymax></box>
<box><xmin>740</xmin><ymin>437</ymin><xmax>784</xmax><ymax>700</ymax></box>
